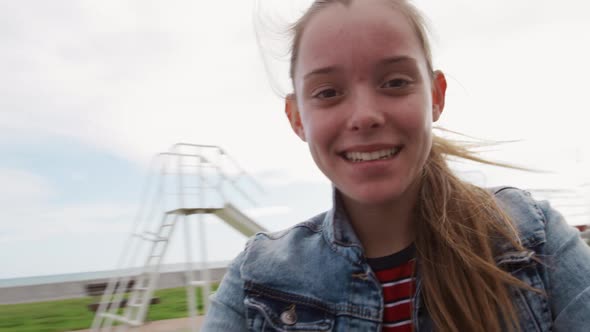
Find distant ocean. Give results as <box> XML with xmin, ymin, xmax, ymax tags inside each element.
<box><xmin>0</xmin><ymin>261</ymin><xmax>230</xmax><ymax>288</ymax></box>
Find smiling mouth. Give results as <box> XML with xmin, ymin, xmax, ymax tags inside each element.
<box><xmin>341</xmin><ymin>147</ymin><xmax>402</xmax><ymax>163</ymax></box>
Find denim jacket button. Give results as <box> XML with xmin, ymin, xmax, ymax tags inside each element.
<box><xmin>280</xmin><ymin>305</ymin><xmax>297</xmax><ymax>325</ymax></box>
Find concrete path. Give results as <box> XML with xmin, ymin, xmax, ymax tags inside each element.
<box><xmin>70</xmin><ymin>317</ymin><xmax>205</xmax><ymax>332</ymax></box>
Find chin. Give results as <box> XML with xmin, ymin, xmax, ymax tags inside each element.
<box><xmin>339</xmin><ymin>183</ymin><xmax>410</xmax><ymax>207</ymax></box>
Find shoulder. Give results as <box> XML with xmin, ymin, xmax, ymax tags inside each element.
<box><xmin>239</xmin><ymin>211</ymin><xmax>335</xmax><ymax>277</ymax></box>
<box><xmin>489</xmin><ymin>186</ymin><xmax>547</xmax><ymax>249</ymax></box>
<box><xmin>244</xmin><ymin>211</ymin><xmax>327</xmax><ymax>254</ymax></box>
<box><xmin>490</xmin><ymin>186</ymin><xmax>545</xmax><ymax>222</ymax></box>
<box><xmin>489</xmin><ymin>187</ymin><xmax>590</xmax><ymax>329</ymax></box>
<box><xmin>253</xmin><ymin>211</ymin><xmax>326</xmax><ymax>241</ymax></box>
<box><xmin>236</xmin><ymin>211</ymin><xmax>354</xmax><ymax>298</ymax></box>
<box><xmin>488</xmin><ymin>186</ymin><xmax>584</xmax><ymax>256</ymax></box>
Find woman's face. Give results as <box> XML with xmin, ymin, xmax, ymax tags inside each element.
<box><xmin>288</xmin><ymin>0</ymin><xmax>446</xmax><ymax>206</ymax></box>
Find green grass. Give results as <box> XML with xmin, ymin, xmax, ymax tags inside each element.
<box><xmin>0</xmin><ymin>285</ymin><xmax>218</xmax><ymax>332</ymax></box>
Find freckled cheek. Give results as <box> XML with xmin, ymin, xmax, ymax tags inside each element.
<box><xmin>393</xmin><ymin>102</ymin><xmax>430</xmax><ymax>133</ymax></box>
<box><xmin>302</xmin><ymin>115</ymin><xmax>337</xmax><ymax>149</ymax></box>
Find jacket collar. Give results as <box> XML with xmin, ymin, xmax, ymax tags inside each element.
<box><xmin>322</xmin><ymin>186</ymin><xmax>543</xmax><ymax>266</ymax></box>
<box><xmin>322</xmin><ymin>188</ymin><xmax>366</xmax><ymax>264</ymax></box>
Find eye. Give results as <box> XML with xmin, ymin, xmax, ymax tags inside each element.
<box><xmin>381</xmin><ymin>78</ymin><xmax>412</xmax><ymax>89</ymax></box>
<box><xmin>313</xmin><ymin>88</ymin><xmax>341</xmax><ymax>99</ymax></box>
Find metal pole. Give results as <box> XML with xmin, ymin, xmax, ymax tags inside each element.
<box><xmin>198</xmin><ymin>213</ymin><xmax>211</xmax><ymax>313</ymax></box>
<box><xmin>177</xmin><ymin>148</ymin><xmax>198</xmax><ymax>332</ymax></box>
<box><xmin>199</xmin><ymin>147</ymin><xmax>211</xmax><ymax>313</ymax></box>
<box><xmin>183</xmin><ymin>214</ymin><xmax>198</xmax><ymax>332</ymax></box>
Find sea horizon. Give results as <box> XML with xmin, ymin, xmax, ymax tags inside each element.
<box><xmin>0</xmin><ymin>260</ymin><xmax>230</xmax><ymax>288</ymax></box>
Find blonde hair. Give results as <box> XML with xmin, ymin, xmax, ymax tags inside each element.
<box><xmin>289</xmin><ymin>1</ymin><xmax>538</xmax><ymax>331</ymax></box>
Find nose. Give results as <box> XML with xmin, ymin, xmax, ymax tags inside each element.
<box><xmin>347</xmin><ymin>88</ymin><xmax>385</xmax><ymax>132</ymax></box>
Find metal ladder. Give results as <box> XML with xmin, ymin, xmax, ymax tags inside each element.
<box><xmin>91</xmin><ymin>144</ymin><xmax>265</xmax><ymax>332</ymax></box>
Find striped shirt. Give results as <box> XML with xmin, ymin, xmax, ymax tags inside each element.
<box><xmin>367</xmin><ymin>245</ymin><xmax>416</xmax><ymax>332</ymax></box>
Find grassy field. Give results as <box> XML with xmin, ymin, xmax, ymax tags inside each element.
<box><xmin>0</xmin><ymin>285</ymin><xmax>217</xmax><ymax>332</ymax></box>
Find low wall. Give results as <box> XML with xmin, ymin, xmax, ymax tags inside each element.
<box><xmin>0</xmin><ymin>267</ymin><xmax>227</xmax><ymax>305</ymax></box>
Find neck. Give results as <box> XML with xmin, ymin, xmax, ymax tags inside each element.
<box><xmin>340</xmin><ymin>183</ymin><xmax>419</xmax><ymax>258</ymax></box>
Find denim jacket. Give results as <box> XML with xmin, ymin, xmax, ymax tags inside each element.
<box><xmin>202</xmin><ymin>187</ymin><xmax>590</xmax><ymax>331</ymax></box>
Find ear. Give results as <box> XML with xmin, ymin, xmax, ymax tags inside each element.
<box><xmin>285</xmin><ymin>94</ymin><xmax>306</xmax><ymax>141</ymax></box>
<box><xmin>431</xmin><ymin>70</ymin><xmax>447</xmax><ymax>122</ymax></box>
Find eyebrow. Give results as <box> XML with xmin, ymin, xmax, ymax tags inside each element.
<box><xmin>303</xmin><ymin>66</ymin><xmax>340</xmax><ymax>81</ymax></box>
<box><xmin>377</xmin><ymin>55</ymin><xmax>418</xmax><ymax>67</ymax></box>
<box><xmin>302</xmin><ymin>56</ymin><xmax>418</xmax><ymax>80</ymax></box>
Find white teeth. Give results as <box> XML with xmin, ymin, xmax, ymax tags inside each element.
<box><xmin>344</xmin><ymin>148</ymin><xmax>399</xmax><ymax>162</ymax></box>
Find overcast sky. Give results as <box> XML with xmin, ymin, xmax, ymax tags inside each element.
<box><xmin>1</xmin><ymin>0</ymin><xmax>589</xmax><ymax>280</ymax></box>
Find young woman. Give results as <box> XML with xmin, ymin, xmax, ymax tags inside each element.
<box><xmin>203</xmin><ymin>0</ymin><xmax>590</xmax><ymax>331</ymax></box>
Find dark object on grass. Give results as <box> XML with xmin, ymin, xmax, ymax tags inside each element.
<box><xmin>84</xmin><ymin>280</ymin><xmax>160</xmax><ymax>312</ymax></box>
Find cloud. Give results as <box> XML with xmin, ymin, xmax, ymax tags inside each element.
<box><xmin>0</xmin><ymin>168</ymin><xmax>136</xmax><ymax>245</ymax></box>
<box><xmin>0</xmin><ymin>201</ymin><xmax>136</xmax><ymax>244</ymax></box>
<box><xmin>0</xmin><ymin>169</ymin><xmax>54</xmax><ymax>206</ymax></box>
<box><xmin>244</xmin><ymin>205</ymin><xmax>292</xmax><ymax>218</ymax></box>
<box><xmin>1</xmin><ymin>0</ymin><xmax>309</xmax><ymax>180</ymax></box>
